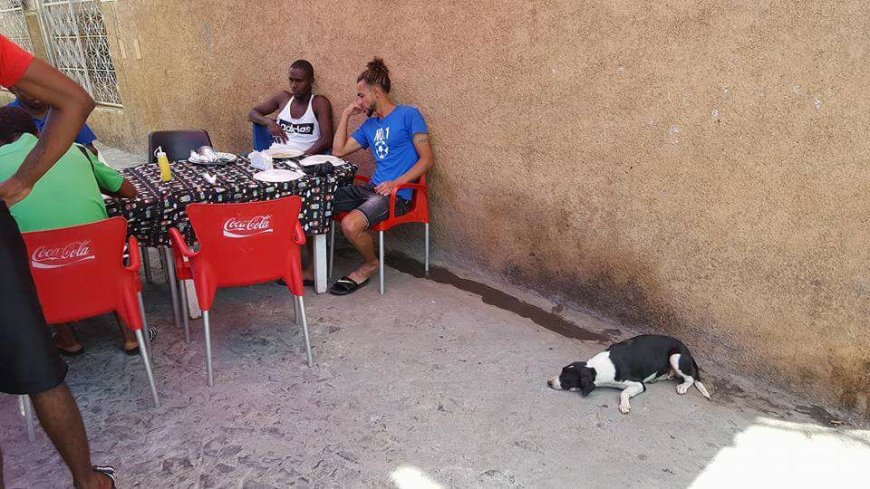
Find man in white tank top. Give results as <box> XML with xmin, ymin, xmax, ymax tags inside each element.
<box><xmin>248</xmin><ymin>60</ymin><xmax>333</xmax><ymax>154</ymax></box>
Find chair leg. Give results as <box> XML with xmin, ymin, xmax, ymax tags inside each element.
<box><xmin>203</xmin><ymin>310</ymin><xmax>214</xmax><ymax>387</ymax></box>
<box><xmin>141</xmin><ymin>245</ymin><xmax>153</xmax><ymax>284</ymax></box>
<box><xmin>424</xmin><ymin>223</ymin><xmax>430</xmax><ymax>277</ymax></box>
<box><xmin>20</xmin><ymin>395</ymin><xmax>35</xmax><ymax>442</ymax></box>
<box><xmin>178</xmin><ymin>280</ymin><xmax>191</xmax><ymax>343</ymax></box>
<box><xmin>133</xmin><ymin>328</ymin><xmax>160</xmax><ymax>408</ymax></box>
<box><xmin>328</xmin><ymin>220</ymin><xmax>335</xmax><ymax>280</ymax></box>
<box><xmin>379</xmin><ymin>230</ymin><xmax>385</xmax><ymax>295</ymax></box>
<box><xmin>296</xmin><ymin>296</ymin><xmax>314</xmax><ymax>368</ymax></box>
<box><xmin>163</xmin><ymin>246</ymin><xmax>181</xmax><ymax>330</ymax></box>
<box><xmin>137</xmin><ymin>292</ymin><xmax>153</xmax><ymax>357</ymax></box>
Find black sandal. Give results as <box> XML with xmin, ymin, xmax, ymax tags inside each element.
<box><xmin>93</xmin><ymin>465</ymin><xmax>116</xmax><ymax>488</ymax></box>
<box><xmin>124</xmin><ymin>326</ymin><xmax>158</xmax><ymax>355</ymax></box>
<box><xmin>329</xmin><ymin>276</ymin><xmax>369</xmax><ymax>296</ymax></box>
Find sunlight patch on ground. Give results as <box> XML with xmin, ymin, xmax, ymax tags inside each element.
<box><xmin>691</xmin><ymin>417</ymin><xmax>870</xmax><ymax>488</ymax></box>
<box><xmin>391</xmin><ymin>465</ymin><xmax>444</xmax><ymax>489</ymax></box>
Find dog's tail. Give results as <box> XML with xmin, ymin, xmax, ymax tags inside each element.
<box><xmin>694</xmin><ymin>381</ymin><xmax>711</xmax><ymax>399</ymax></box>
<box><xmin>691</xmin><ymin>357</ymin><xmax>711</xmax><ymax>399</ymax></box>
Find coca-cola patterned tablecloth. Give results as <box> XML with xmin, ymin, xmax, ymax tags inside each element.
<box><xmin>104</xmin><ymin>157</ymin><xmax>356</xmax><ymax>247</ymax></box>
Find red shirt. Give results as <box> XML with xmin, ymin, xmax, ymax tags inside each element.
<box><xmin>0</xmin><ymin>34</ymin><xmax>34</xmax><ymax>88</ymax></box>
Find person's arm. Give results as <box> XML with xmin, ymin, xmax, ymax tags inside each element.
<box><xmin>106</xmin><ymin>179</ymin><xmax>136</xmax><ymax>199</ymax></box>
<box><xmin>248</xmin><ymin>92</ymin><xmax>290</xmax><ymax>144</ymax></box>
<box><xmin>304</xmin><ymin>95</ymin><xmax>334</xmax><ymax>155</ymax></box>
<box><xmin>86</xmin><ymin>148</ymin><xmax>136</xmax><ymax>198</ymax></box>
<box><xmin>331</xmin><ymin>103</ymin><xmax>364</xmax><ymax>157</ymax></box>
<box><xmin>374</xmin><ymin>133</ymin><xmax>434</xmax><ymax>196</ymax></box>
<box><xmin>0</xmin><ymin>58</ymin><xmax>94</xmax><ymax>206</ymax></box>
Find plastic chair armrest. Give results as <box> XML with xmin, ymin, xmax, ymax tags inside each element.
<box><xmin>293</xmin><ymin>221</ymin><xmax>307</xmax><ymax>245</ymax></box>
<box><xmin>353</xmin><ymin>175</ymin><xmax>371</xmax><ymax>184</ymax></box>
<box><xmin>124</xmin><ymin>236</ymin><xmax>140</xmax><ymax>272</ymax></box>
<box><xmin>387</xmin><ymin>181</ymin><xmax>428</xmax><ymax>217</ymax></box>
<box><xmin>169</xmin><ymin>228</ymin><xmax>198</xmax><ymax>259</ymax></box>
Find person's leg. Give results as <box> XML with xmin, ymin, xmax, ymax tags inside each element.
<box><xmin>0</xmin><ymin>203</ymin><xmax>111</xmax><ymax>489</ymax></box>
<box><xmin>29</xmin><ymin>384</ymin><xmax>111</xmax><ymax>489</ymax></box>
<box><xmin>116</xmin><ymin>314</ymin><xmax>138</xmax><ymax>352</ymax></box>
<box><xmin>54</xmin><ymin>323</ymin><xmax>83</xmax><ymax>354</ymax></box>
<box><xmin>340</xmin><ymin>210</ymin><xmax>379</xmax><ymax>284</ymax></box>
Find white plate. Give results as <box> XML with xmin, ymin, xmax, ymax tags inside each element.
<box><xmin>265</xmin><ymin>148</ymin><xmax>304</xmax><ymax>159</ymax></box>
<box><xmin>299</xmin><ymin>154</ymin><xmax>347</xmax><ymax>167</ymax></box>
<box><xmin>189</xmin><ymin>152</ymin><xmax>238</xmax><ymax>165</ymax></box>
<box><xmin>253</xmin><ymin>169</ymin><xmax>302</xmax><ymax>183</ymax></box>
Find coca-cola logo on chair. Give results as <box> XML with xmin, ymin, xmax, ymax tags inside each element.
<box><xmin>222</xmin><ymin>215</ymin><xmax>274</xmax><ymax>238</ymax></box>
<box><xmin>31</xmin><ymin>241</ymin><xmax>96</xmax><ymax>269</ymax></box>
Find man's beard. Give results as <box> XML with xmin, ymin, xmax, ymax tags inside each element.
<box><xmin>366</xmin><ymin>105</ymin><xmax>375</xmax><ymax>117</ymax></box>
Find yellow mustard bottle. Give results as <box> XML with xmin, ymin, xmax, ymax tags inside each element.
<box><xmin>155</xmin><ymin>146</ymin><xmax>172</xmax><ymax>182</ymax></box>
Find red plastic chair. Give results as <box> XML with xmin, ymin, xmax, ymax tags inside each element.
<box><xmin>168</xmin><ymin>196</ymin><xmax>312</xmax><ymax>387</ymax></box>
<box><xmin>329</xmin><ymin>174</ymin><xmax>430</xmax><ymax>294</ymax></box>
<box><xmin>21</xmin><ymin>217</ymin><xmax>159</xmax><ymax>407</ymax></box>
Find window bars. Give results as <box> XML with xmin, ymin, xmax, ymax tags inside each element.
<box><xmin>0</xmin><ymin>0</ymin><xmax>33</xmax><ymax>53</ymax></box>
<box><xmin>36</xmin><ymin>0</ymin><xmax>121</xmax><ymax>106</ymax></box>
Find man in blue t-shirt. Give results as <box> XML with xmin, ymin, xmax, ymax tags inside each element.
<box><xmin>7</xmin><ymin>85</ymin><xmax>101</xmax><ymax>159</ymax></box>
<box><xmin>331</xmin><ymin>57</ymin><xmax>434</xmax><ymax>295</ymax></box>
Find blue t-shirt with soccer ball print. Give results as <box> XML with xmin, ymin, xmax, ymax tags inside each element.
<box><xmin>351</xmin><ymin>105</ymin><xmax>428</xmax><ymax>201</ymax></box>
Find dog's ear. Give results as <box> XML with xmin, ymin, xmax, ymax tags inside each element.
<box><xmin>579</xmin><ymin>367</ymin><xmax>596</xmax><ymax>397</ymax></box>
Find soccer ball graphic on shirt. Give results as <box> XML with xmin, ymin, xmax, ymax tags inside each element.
<box><xmin>374</xmin><ymin>127</ymin><xmax>390</xmax><ymax>159</ymax></box>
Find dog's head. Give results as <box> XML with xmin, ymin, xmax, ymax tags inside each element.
<box><xmin>547</xmin><ymin>362</ymin><xmax>596</xmax><ymax>396</ymax></box>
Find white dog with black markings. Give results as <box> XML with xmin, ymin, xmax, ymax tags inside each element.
<box><xmin>548</xmin><ymin>334</ymin><xmax>711</xmax><ymax>414</ymax></box>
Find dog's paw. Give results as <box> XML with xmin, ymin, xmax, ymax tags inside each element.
<box><xmin>676</xmin><ymin>383</ymin><xmax>690</xmax><ymax>395</ymax></box>
<box><xmin>619</xmin><ymin>402</ymin><xmax>631</xmax><ymax>414</ymax></box>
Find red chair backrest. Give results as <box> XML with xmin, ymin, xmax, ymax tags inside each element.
<box><xmin>22</xmin><ymin>217</ymin><xmax>142</xmax><ymax>330</ymax></box>
<box><xmin>185</xmin><ymin>197</ymin><xmax>304</xmax><ymax>308</ymax></box>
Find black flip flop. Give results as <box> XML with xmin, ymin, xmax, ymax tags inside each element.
<box><xmin>93</xmin><ymin>466</ymin><xmax>116</xmax><ymax>488</ymax></box>
<box><xmin>329</xmin><ymin>276</ymin><xmax>369</xmax><ymax>296</ymax></box>
<box><xmin>124</xmin><ymin>326</ymin><xmax>158</xmax><ymax>355</ymax></box>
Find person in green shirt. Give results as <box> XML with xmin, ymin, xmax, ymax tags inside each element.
<box><xmin>0</xmin><ymin>106</ymin><xmax>144</xmax><ymax>355</ymax></box>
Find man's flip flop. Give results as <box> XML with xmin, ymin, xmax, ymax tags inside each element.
<box><xmin>329</xmin><ymin>276</ymin><xmax>369</xmax><ymax>296</ymax></box>
<box><xmin>93</xmin><ymin>466</ymin><xmax>116</xmax><ymax>488</ymax></box>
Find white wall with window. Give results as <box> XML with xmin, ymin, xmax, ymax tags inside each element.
<box><xmin>36</xmin><ymin>0</ymin><xmax>121</xmax><ymax>106</ymax></box>
<box><xmin>0</xmin><ymin>0</ymin><xmax>33</xmax><ymax>52</ymax></box>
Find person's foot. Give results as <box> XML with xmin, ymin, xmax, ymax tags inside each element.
<box><xmin>74</xmin><ymin>466</ymin><xmax>115</xmax><ymax>489</ymax></box>
<box><xmin>347</xmin><ymin>259</ymin><xmax>379</xmax><ymax>285</ymax></box>
<box><xmin>302</xmin><ymin>266</ymin><xmax>315</xmax><ymax>282</ymax></box>
<box><xmin>53</xmin><ymin>328</ymin><xmax>84</xmax><ymax>356</ymax></box>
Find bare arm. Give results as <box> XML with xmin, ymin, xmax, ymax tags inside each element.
<box><xmin>373</xmin><ymin>133</ymin><xmax>434</xmax><ymax>195</ymax></box>
<box><xmin>102</xmin><ymin>179</ymin><xmax>137</xmax><ymax>199</ymax></box>
<box><xmin>304</xmin><ymin>95</ymin><xmax>334</xmax><ymax>155</ymax></box>
<box><xmin>248</xmin><ymin>91</ymin><xmax>291</xmax><ymax>144</ymax></box>
<box><xmin>332</xmin><ymin>104</ymin><xmax>364</xmax><ymax>157</ymax></box>
<box><xmin>0</xmin><ymin>59</ymin><xmax>94</xmax><ymax>205</ymax></box>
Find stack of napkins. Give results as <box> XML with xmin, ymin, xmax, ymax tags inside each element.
<box><xmin>248</xmin><ymin>151</ymin><xmax>274</xmax><ymax>171</ymax></box>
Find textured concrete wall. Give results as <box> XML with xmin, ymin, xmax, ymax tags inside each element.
<box><xmin>16</xmin><ymin>1</ymin><xmax>870</xmax><ymax>416</ymax></box>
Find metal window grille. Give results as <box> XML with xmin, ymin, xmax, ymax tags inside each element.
<box><xmin>37</xmin><ymin>0</ymin><xmax>121</xmax><ymax>106</ymax></box>
<box><xmin>0</xmin><ymin>0</ymin><xmax>33</xmax><ymax>53</ymax></box>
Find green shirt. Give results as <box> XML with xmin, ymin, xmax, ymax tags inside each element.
<box><xmin>0</xmin><ymin>133</ymin><xmax>124</xmax><ymax>232</ymax></box>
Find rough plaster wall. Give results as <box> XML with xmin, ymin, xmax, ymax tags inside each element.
<box><xmin>54</xmin><ymin>0</ymin><xmax>870</xmax><ymax>416</ymax></box>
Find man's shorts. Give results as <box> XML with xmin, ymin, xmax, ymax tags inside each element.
<box><xmin>0</xmin><ymin>202</ymin><xmax>67</xmax><ymax>395</ymax></box>
<box><xmin>333</xmin><ymin>183</ymin><xmax>410</xmax><ymax>227</ymax></box>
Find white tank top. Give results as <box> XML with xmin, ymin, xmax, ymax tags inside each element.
<box><xmin>272</xmin><ymin>94</ymin><xmax>321</xmax><ymax>152</ymax></box>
